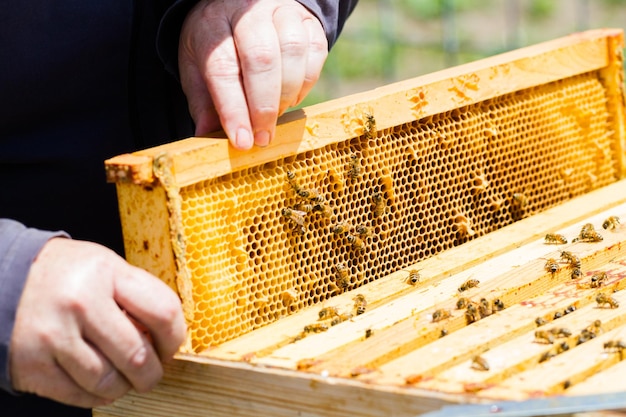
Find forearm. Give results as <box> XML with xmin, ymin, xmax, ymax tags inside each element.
<box><xmin>0</xmin><ymin>219</ymin><xmax>68</xmax><ymax>392</ymax></box>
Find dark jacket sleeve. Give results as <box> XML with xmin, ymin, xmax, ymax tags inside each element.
<box><xmin>156</xmin><ymin>0</ymin><xmax>359</xmax><ymax>79</ymax></box>
<box><xmin>0</xmin><ymin>219</ymin><xmax>69</xmax><ymax>393</ymax></box>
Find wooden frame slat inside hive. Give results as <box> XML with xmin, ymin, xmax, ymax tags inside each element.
<box><xmin>97</xmin><ymin>29</ymin><xmax>626</xmax><ymax>416</ymax></box>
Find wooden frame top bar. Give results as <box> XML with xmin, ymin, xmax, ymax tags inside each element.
<box><xmin>105</xmin><ymin>28</ymin><xmax>623</xmax><ymax>187</ymax></box>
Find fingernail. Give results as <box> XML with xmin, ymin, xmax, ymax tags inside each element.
<box><xmin>254</xmin><ymin>130</ymin><xmax>271</xmax><ymax>147</ymax></box>
<box><xmin>236</xmin><ymin>128</ymin><xmax>253</xmax><ymax>150</ymax></box>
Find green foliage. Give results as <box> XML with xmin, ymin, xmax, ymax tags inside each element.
<box><xmin>527</xmin><ymin>0</ymin><xmax>555</xmax><ymax>19</ymax></box>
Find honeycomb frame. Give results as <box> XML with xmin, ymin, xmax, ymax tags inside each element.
<box><xmin>106</xmin><ymin>29</ymin><xmax>626</xmax><ymax>354</ymax></box>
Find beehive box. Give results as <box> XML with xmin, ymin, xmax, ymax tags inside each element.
<box><xmin>96</xmin><ymin>29</ymin><xmax>626</xmax><ymax>417</ymax></box>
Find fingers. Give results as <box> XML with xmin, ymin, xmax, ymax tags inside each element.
<box><xmin>112</xmin><ymin>265</ymin><xmax>187</xmax><ymax>361</ymax></box>
<box><xmin>272</xmin><ymin>6</ymin><xmax>310</xmax><ymax>115</ymax></box>
<box><xmin>80</xmin><ymin>298</ymin><xmax>164</xmax><ymax>394</ymax></box>
<box><xmin>180</xmin><ymin>0</ymin><xmax>329</xmax><ymax>150</ymax></box>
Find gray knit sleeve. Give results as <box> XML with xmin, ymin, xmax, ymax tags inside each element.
<box><xmin>0</xmin><ymin>219</ymin><xmax>69</xmax><ymax>393</ymax></box>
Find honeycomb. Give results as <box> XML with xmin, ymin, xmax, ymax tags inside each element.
<box><xmin>177</xmin><ymin>70</ymin><xmax>619</xmax><ymax>351</ymax></box>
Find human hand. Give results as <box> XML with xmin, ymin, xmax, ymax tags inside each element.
<box><xmin>179</xmin><ymin>0</ymin><xmax>329</xmax><ymax>150</ymax></box>
<box><xmin>9</xmin><ymin>238</ymin><xmax>186</xmax><ymax>408</ymax></box>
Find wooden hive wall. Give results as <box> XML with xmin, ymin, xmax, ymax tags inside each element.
<box><xmin>105</xmin><ymin>29</ymin><xmax>626</xmax><ymax>354</ymax></box>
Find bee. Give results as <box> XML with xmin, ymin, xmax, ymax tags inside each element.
<box><xmin>563</xmin><ymin>305</ymin><xmax>576</xmax><ymax>315</ymax></box>
<box><xmin>539</xmin><ymin>351</ymin><xmax>556</xmax><ymax>363</ymax></box>
<box><xmin>355</xmin><ymin>224</ymin><xmax>372</xmax><ymax>237</ymax></box>
<box><xmin>348</xmin><ymin>153</ymin><xmax>361</xmax><ymax>179</ymax></box>
<box><xmin>286</xmin><ymin>170</ymin><xmax>302</xmax><ymax>194</ymax></box>
<box><xmin>456</xmin><ymin>297</ymin><xmax>471</xmax><ymax>310</ymax></box>
<box><xmin>553</xmin><ymin>311</ymin><xmax>563</xmax><ymax>320</ymax></box>
<box><xmin>310</xmin><ymin>203</ymin><xmax>331</xmax><ymax>218</ymax></box>
<box><xmin>465</xmin><ymin>303</ymin><xmax>481</xmax><ymax>324</ymax></box>
<box><xmin>603</xmin><ymin>216</ymin><xmax>620</xmax><ymax>230</ymax></box>
<box><xmin>548</xmin><ymin>328</ymin><xmax>572</xmax><ymax>338</ymax></box>
<box><xmin>492</xmin><ymin>298</ymin><xmax>505</xmax><ymax>312</ymax></box>
<box><xmin>512</xmin><ymin>193</ymin><xmax>529</xmax><ymax>208</ymax></box>
<box><xmin>364</xmin><ymin>113</ymin><xmax>377</xmax><ymax>139</ymax></box>
<box><xmin>544</xmin><ymin>258</ymin><xmax>560</xmax><ymax>274</ymax></box>
<box><xmin>535</xmin><ymin>317</ymin><xmax>548</xmax><ymax>327</ymax></box>
<box><xmin>573</xmin><ymin>223</ymin><xmax>603</xmax><ymax>242</ymax></box>
<box><xmin>585</xmin><ymin>319</ymin><xmax>603</xmax><ymax>335</ymax></box>
<box><xmin>331</xmin><ymin>221</ymin><xmax>352</xmax><ymax>235</ymax></box>
<box><xmin>590</xmin><ymin>272</ymin><xmax>608</xmax><ymax>288</ymax></box>
<box><xmin>282</xmin><ymin>207</ymin><xmax>307</xmax><ymax>227</ymax></box>
<box><xmin>406</xmin><ymin>270</ymin><xmax>420</xmax><ymax>286</ymax></box>
<box><xmin>318</xmin><ymin>306</ymin><xmax>339</xmax><ymax>321</ymax></box>
<box><xmin>334</xmin><ymin>263</ymin><xmax>351</xmax><ymax>292</ymax></box>
<box><xmin>471</xmin><ymin>355</ymin><xmax>490</xmax><ymax>371</ymax></box>
<box><xmin>440</xmin><ymin>329</ymin><xmax>449</xmax><ymax>338</ymax></box>
<box><xmin>596</xmin><ymin>293</ymin><xmax>619</xmax><ymax>309</ymax></box>
<box><xmin>604</xmin><ymin>340</ymin><xmax>626</xmax><ymax>351</ymax></box>
<box><xmin>330</xmin><ymin>313</ymin><xmax>353</xmax><ymax>326</ymax></box>
<box><xmin>571</xmin><ymin>268</ymin><xmax>583</xmax><ymax>280</ymax></box>
<box><xmin>299</xmin><ymin>187</ymin><xmax>324</xmax><ymax>203</ymax></box>
<box><xmin>478</xmin><ymin>298</ymin><xmax>492</xmax><ymax>318</ymax></box>
<box><xmin>346</xmin><ymin>234</ymin><xmax>366</xmax><ymax>253</ymax></box>
<box><xmin>365</xmin><ymin>328</ymin><xmax>373</xmax><ymax>339</ymax></box>
<box><xmin>303</xmin><ymin>323</ymin><xmax>328</xmax><ymax>333</ymax></box>
<box><xmin>560</xmin><ymin>251</ymin><xmax>581</xmax><ymax>269</ymax></box>
<box><xmin>458</xmin><ymin>279</ymin><xmax>480</xmax><ymax>293</ymax></box>
<box><xmin>545</xmin><ymin>233</ymin><xmax>568</xmax><ymax>244</ymax></box>
<box><xmin>372</xmin><ymin>192</ymin><xmax>386</xmax><ymax>218</ymax></box>
<box><xmin>432</xmin><ymin>308</ymin><xmax>451</xmax><ymax>322</ymax></box>
<box><xmin>353</xmin><ymin>294</ymin><xmax>367</xmax><ymax>315</ymax></box>
<box><xmin>556</xmin><ymin>341</ymin><xmax>570</xmax><ymax>354</ymax></box>
<box><xmin>535</xmin><ymin>330</ymin><xmax>555</xmax><ymax>344</ymax></box>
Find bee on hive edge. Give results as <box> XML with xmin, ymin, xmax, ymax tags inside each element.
<box><xmin>458</xmin><ymin>278</ymin><xmax>480</xmax><ymax>293</ymax></box>
<box><xmin>535</xmin><ymin>317</ymin><xmax>547</xmax><ymax>327</ymax></box>
<box><xmin>432</xmin><ymin>308</ymin><xmax>451</xmax><ymax>322</ymax></box>
<box><xmin>556</xmin><ymin>341</ymin><xmax>570</xmax><ymax>354</ymax></box>
<box><xmin>544</xmin><ymin>258</ymin><xmax>560</xmax><ymax>274</ymax></box>
<box><xmin>353</xmin><ymin>294</ymin><xmax>367</xmax><ymax>315</ymax></box>
<box><xmin>372</xmin><ymin>192</ymin><xmax>386</xmax><ymax>218</ymax></box>
<box><xmin>560</xmin><ymin>251</ymin><xmax>581</xmax><ymax>269</ymax></box>
<box><xmin>364</xmin><ymin>113</ymin><xmax>377</xmax><ymax>140</ymax></box>
<box><xmin>456</xmin><ymin>297</ymin><xmax>471</xmax><ymax>310</ymax></box>
<box><xmin>406</xmin><ymin>269</ymin><xmax>420</xmax><ymax>286</ymax></box>
<box><xmin>590</xmin><ymin>271</ymin><xmax>608</xmax><ymax>288</ymax></box>
<box><xmin>548</xmin><ymin>327</ymin><xmax>572</xmax><ymax>338</ymax></box>
<box><xmin>492</xmin><ymin>298</ymin><xmax>505</xmax><ymax>312</ymax></box>
<box><xmin>539</xmin><ymin>351</ymin><xmax>555</xmax><ymax>363</ymax></box>
<box><xmin>571</xmin><ymin>268</ymin><xmax>583</xmax><ymax>280</ymax></box>
<box><xmin>596</xmin><ymin>293</ymin><xmax>619</xmax><ymax>309</ymax></box>
<box><xmin>603</xmin><ymin>215</ymin><xmax>620</xmax><ymax>230</ymax></box>
<box><xmin>303</xmin><ymin>323</ymin><xmax>329</xmax><ymax>333</ymax></box>
<box><xmin>478</xmin><ymin>298</ymin><xmax>492</xmax><ymax>318</ymax></box>
<box><xmin>331</xmin><ymin>313</ymin><xmax>353</xmax><ymax>326</ymax></box>
<box><xmin>534</xmin><ymin>330</ymin><xmax>555</xmax><ymax>344</ymax></box>
<box><xmin>573</xmin><ymin>223</ymin><xmax>603</xmax><ymax>243</ymax></box>
<box><xmin>604</xmin><ymin>339</ymin><xmax>626</xmax><ymax>352</ymax></box>
<box><xmin>318</xmin><ymin>306</ymin><xmax>339</xmax><ymax>321</ymax></box>
<box><xmin>471</xmin><ymin>355</ymin><xmax>490</xmax><ymax>371</ymax></box>
<box><xmin>348</xmin><ymin>153</ymin><xmax>361</xmax><ymax>179</ymax></box>
<box><xmin>465</xmin><ymin>303</ymin><xmax>481</xmax><ymax>324</ymax></box>
<box><xmin>545</xmin><ymin>233</ymin><xmax>568</xmax><ymax>245</ymax></box>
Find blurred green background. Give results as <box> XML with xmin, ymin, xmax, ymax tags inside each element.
<box><xmin>301</xmin><ymin>0</ymin><xmax>626</xmax><ymax>106</ymax></box>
